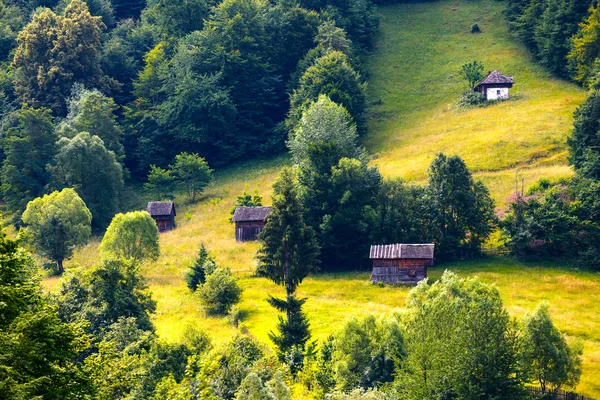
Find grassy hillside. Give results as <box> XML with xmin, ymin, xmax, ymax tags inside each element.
<box><xmin>42</xmin><ymin>0</ymin><xmax>600</xmax><ymax>396</ymax></box>
<box><xmin>365</xmin><ymin>0</ymin><xmax>585</xmax><ymax>207</ymax></box>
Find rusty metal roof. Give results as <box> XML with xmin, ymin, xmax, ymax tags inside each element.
<box><xmin>369</xmin><ymin>244</ymin><xmax>435</xmax><ymax>259</ymax></box>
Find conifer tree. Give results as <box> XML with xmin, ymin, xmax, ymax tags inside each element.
<box><xmin>257</xmin><ymin>167</ymin><xmax>319</xmax><ymax>360</ymax></box>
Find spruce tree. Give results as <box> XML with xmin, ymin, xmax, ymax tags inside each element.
<box><xmin>257</xmin><ymin>167</ymin><xmax>319</xmax><ymax>361</ymax></box>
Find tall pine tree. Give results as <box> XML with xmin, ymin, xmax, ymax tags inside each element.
<box><xmin>257</xmin><ymin>167</ymin><xmax>319</xmax><ymax>362</ymax></box>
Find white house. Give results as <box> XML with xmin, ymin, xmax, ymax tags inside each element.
<box><xmin>474</xmin><ymin>70</ymin><xmax>514</xmax><ymax>101</ymax></box>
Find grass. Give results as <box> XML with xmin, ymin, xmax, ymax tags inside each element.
<box><xmin>41</xmin><ymin>0</ymin><xmax>600</xmax><ymax>397</ymax></box>
<box><xmin>365</xmin><ymin>0</ymin><xmax>585</xmax><ymax>207</ymax></box>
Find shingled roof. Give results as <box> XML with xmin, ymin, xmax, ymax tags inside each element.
<box><xmin>476</xmin><ymin>70</ymin><xmax>514</xmax><ymax>86</ymax></box>
<box><xmin>147</xmin><ymin>201</ymin><xmax>175</xmax><ymax>216</ymax></box>
<box><xmin>369</xmin><ymin>244</ymin><xmax>435</xmax><ymax>259</ymax></box>
<box><xmin>232</xmin><ymin>206</ymin><xmax>273</xmax><ymax>222</ymax></box>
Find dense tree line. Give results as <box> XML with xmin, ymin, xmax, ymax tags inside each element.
<box><xmin>0</xmin><ymin>0</ymin><xmax>383</xmax><ymax>231</ymax></box>
<box><xmin>284</xmin><ymin>95</ymin><xmax>496</xmax><ymax>269</ymax></box>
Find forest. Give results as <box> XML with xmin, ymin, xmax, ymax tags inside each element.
<box><xmin>1</xmin><ymin>0</ymin><xmax>600</xmax><ymax>397</ymax></box>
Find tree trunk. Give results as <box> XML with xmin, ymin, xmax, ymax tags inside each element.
<box><xmin>57</xmin><ymin>259</ymin><xmax>64</xmax><ymax>275</ymax></box>
<box><xmin>284</xmin><ymin>249</ymin><xmax>291</xmax><ymax>322</ymax></box>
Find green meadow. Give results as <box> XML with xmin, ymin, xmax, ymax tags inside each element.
<box><xmin>42</xmin><ymin>0</ymin><xmax>600</xmax><ymax>396</ymax></box>
<box><xmin>365</xmin><ymin>0</ymin><xmax>584</xmax><ymax>207</ymax></box>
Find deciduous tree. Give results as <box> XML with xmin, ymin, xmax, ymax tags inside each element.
<box><xmin>171</xmin><ymin>152</ymin><xmax>212</xmax><ymax>202</ymax></box>
<box><xmin>50</xmin><ymin>132</ymin><xmax>124</xmax><ymax>230</ymax></box>
<box><xmin>21</xmin><ymin>188</ymin><xmax>92</xmax><ymax>274</ymax></box>
<box><xmin>1</xmin><ymin>107</ymin><xmax>57</xmax><ymax>226</ymax></box>
<box><xmin>522</xmin><ymin>303</ymin><xmax>583</xmax><ymax>395</ymax></box>
<box><xmin>11</xmin><ymin>0</ymin><xmax>108</xmax><ymax>115</ymax></box>
<box><xmin>100</xmin><ymin>211</ymin><xmax>160</xmax><ymax>262</ymax></box>
<box><xmin>144</xmin><ymin>164</ymin><xmax>176</xmax><ymax>200</ymax></box>
<box><xmin>459</xmin><ymin>60</ymin><xmax>484</xmax><ymax>89</ymax></box>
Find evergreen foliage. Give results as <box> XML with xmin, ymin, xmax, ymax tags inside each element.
<box><xmin>568</xmin><ymin>90</ymin><xmax>600</xmax><ymax>179</ymax></box>
<box><xmin>0</xmin><ymin>229</ymin><xmax>93</xmax><ymax>398</ymax></box>
<box><xmin>257</xmin><ymin>167</ymin><xmax>319</xmax><ymax>359</ymax></box>
<box><xmin>185</xmin><ymin>244</ymin><xmax>217</xmax><ymax>291</ymax></box>
<box><xmin>21</xmin><ymin>188</ymin><xmax>92</xmax><ymax>274</ymax></box>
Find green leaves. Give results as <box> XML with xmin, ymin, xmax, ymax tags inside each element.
<box><xmin>197</xmin><ymin>267</ymin><xmax>242</xmax><ymax>315</ymax></box>
<box><xmin>1</xmin><ymin>107</ymin><xmax>57</xmax><ymax>226</ymax></box>
<box><xmin>21</xmin><ymin>188</ymin><xmax>92</xmax><ymax>274</ymax></box>
<box><xmin>100</xmin><ymin>211</ymin><xmax>160</xmax><ymax>263</ymax></box>
<box><xmin>522</xmin><ymin>303</ymin><xmax>583</xmax><ymax>394</ymax></box>
<box><xmin>171</xmin><ymin>152</ymin><xmax>213</xmax><ymax>202</ymax></box>
<box><xmin>458</xmin><ymin>60</ymin><xmax>484</xmax><ymax>89</ymax></box>
<box><xmin>50</xmin><ymin>132</ymin><xmax>124</xmax><ymax>230</ymax></box>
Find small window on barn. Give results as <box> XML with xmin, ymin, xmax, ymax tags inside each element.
<box><xmin>497</xmin><ymin>90</ymin><xmax>501</xmax><ymax>96</ymax></box>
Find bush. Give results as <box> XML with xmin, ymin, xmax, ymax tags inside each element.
<box><xmin>457</xmin><ymin>90</ymin><xmax>486</xmax><ymax>108</ymax></box>
<box><xmin>471</xmin><ymin>23</ymin><xmax>481</xmax><ymax>33</ymax></box>
<box><xmin>197</xmin><ymin>267</ymin><xmax>242</xmax><ymax>315</ymax></box>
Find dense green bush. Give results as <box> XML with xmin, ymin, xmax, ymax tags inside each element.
<box><xmin>197</xmin><ymin>267</ymin><xmax>242</xmax><ymax>315</ymax></box>
<box><xmin>457</xmin><ymin>90</ymin><xmax>486</xmax><ymax>108</ymax></box>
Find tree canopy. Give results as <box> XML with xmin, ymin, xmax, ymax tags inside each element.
<box><xmin>100</xmin><ymin>211</ymin><xmax>160</xmax><ymax>262</ymax></box>
<box><xmin>21</xmin><ymin>188</ymin><xmax>92</xmax><ymax>274</ymax></box>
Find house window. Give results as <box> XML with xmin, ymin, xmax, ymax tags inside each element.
<box><xmin>497</xmin><ymin>90</ymin><xmax>501</xmax><ymax>96</ymax></box>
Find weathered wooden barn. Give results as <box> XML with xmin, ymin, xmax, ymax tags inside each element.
<box><xmin>369</xmin><ymin>243</ymin><xmax>435</xmax><ymax>284</ymax></box>
<box><xmin>232</xmin><ymin>206</ymin><xmax>272</xmax><ymax>242</ymax></box>
<box><xmin>474</xmin><ymin>70</ymin><xmax>514</xmax><ymax>100</ymax></box>
<box><xmin>147</xmin><ymin>201</ymin><xmax>176</xmax><ymax>232</ymax></box>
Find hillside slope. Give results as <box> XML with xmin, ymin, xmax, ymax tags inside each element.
<box><xmin>47</xmin><ymin>0</ymin><xmax>600</xmax><ymax>396</ymax></box>
<box><xmin>366</xmin><ymin>0</ymin><xmax>585</xmax><ymax>206</ymax></box>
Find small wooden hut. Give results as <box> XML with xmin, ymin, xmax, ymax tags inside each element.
<box><xmin>369</xmin><ymin>243</ymin><xmax>435</xmax><ymax>284</ymax></box>
<box><xmin>147</xmin><ymin>201</ymin><xmax>176</xmax><ymax>232</ymax></box>
<box><xmin>474</xmin><ymin>70</ymin><xmax>514</xmax><ymax>101</ymax></box>
<box><xmin>232</xmin><ymin>206</ymin><xmax>272</xmax><ymax>242</ymax></box>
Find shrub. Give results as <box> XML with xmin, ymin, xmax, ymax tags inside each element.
<box><xmin>471</xmin><ymin>23</ymin><xmax>481</xmax><ymax>33</ymax></box>
<box><xmin>197</xmin><ymin>267</ymin><xmax>242</xmax><ymax>315</ymax></box>
<box><xmin>457</xmin><ymin>90</ymin><xmax>486</xmax><ymax>108</ymax></box>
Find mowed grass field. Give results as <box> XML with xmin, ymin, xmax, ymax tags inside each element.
<box><xmin>365</xmin><ymin>0</ymin><xmax>585</xmax><ymax>207</ymax></box>
<box><xmin>40</xmin><ymin>0</ymin><xmax>600</xmax><ymax>396</ymax></box>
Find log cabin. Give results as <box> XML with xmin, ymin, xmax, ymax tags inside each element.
<box><xmin>147</xmin><ymin>201</ymin><xmax>176</xmax><ymax>232</ymax></box>
<box><xmin>232</xmin><ymin>206</ymin><xmax>272</xmax><ymax>242</ymax></box>
<box><xmin>369</xmin><ymin>243</ymin><xmax>435</xmax><ymax>284</ymax></box>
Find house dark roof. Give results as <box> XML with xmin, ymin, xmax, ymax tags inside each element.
<box><xmin>476</xmin><ymin>70</ymin><xmax>514</xmax><ymax>86</ymax></box>
<box><xmin>232</xmin><ymin>206</ymin><xmax>273</xmax><ymax>222</ymax></box>
<box><xmin>147</xmin><ymin>201</ymin><xmax>175</xmax><ymax>216</ymax></box>
<box><xmin>369</xmin><ymin>244</ymin><xmax>435</xmax><ymax>259</ymax></box>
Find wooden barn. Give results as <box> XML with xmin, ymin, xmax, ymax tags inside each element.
<box><xmin>369</xmin><ymin>243</ymin><xmax>435</xmax><ymax>284</ymax></box>
<box><xmin>232</xmin><ymin>206</ymin><xmax>272</xmax><ymax>242</ymax></box>
<box><xmin>147</xmin><ymin>201</ymin><xmax>176</xmax><ymax>232</ymax></box>
<box><xmin>474</xmin><ymin>70</ymin><xmax>514</xmax><ymax>101</ymax></box>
